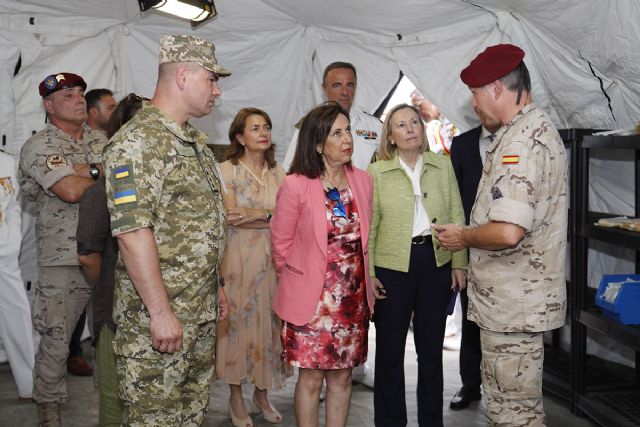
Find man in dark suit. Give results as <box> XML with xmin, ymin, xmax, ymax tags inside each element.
<box><xmin>448</xmin><ymin>111</ymin><xmax>500</xmax><ymax>410</ymax></box>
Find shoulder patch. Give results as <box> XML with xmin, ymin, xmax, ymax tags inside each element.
<box><xmin>114</xmin><ymin>188</ymin><xmax>137</xmax><ymax>205</ymax></box>
<box><xmin>502</xmin><ymin>154</ymin><xmax>519</xmax><ymax>164</ymax></box>
<box><xmin>110</xmin><ymin>163</ymin><xmax>138</xmax><ymax>208</ymax></box>
<box><xmin>46</xmin><ymin>154</ymin><xmax>69</xmax><ymax>170</ymax></box>
<box><xmin>491</xmin><ymin>186</ymin><xmax>503</xmax><ymax>200</ymax></box>
<box><xmin>114</xmin><ymin>165</ymin><xmax>130</xmax><ymax>179</ymax></box>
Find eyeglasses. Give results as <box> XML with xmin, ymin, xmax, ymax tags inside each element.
<box><xmin>326</xmin><ymin>187</ymin><xmax>346</xmax><ymax>218</ymax></box>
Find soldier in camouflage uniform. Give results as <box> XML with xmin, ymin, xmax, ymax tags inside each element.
<box><xmin>434</xmin><ymin>44</ymin><xmax>567</xmax><ymax>426</ymax></box>
<box><xmin>103</xmin><ymin>35</ymin><xmax>231</xmax><ymax>426</ymax></box>
<box><xmin>18</xmin><ymin>72</ymin><xmax>107</xmax><ymax>426</ymax></box>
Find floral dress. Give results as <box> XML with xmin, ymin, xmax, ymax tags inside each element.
<box><xmin>215</xmin><ymin>160</ymin><xmax>290</xmax><ymax>389</ymax></box>
<box><xmin>282</xmin><ymin>186</ymin><xmax>369</xmax><ymax>369</ymax></box>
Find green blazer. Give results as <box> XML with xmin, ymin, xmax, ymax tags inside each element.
<box><xmin>368</xmin><ymin>151</ymin><xmax>468</xmax><ymax>276</ymax></box>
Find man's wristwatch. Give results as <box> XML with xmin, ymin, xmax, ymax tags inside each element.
<box><xmin>89</xmin><ymin>163</ymin><xmax>100</xmax><ymax>180</ymax></box>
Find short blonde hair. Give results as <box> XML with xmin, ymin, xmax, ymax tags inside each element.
<box><xmin>378</xmin><ymin>103</ymin><xmax>429</xmax><ymax>161</ymax></box>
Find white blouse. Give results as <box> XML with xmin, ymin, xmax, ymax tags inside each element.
<box><xmin>399</xmin><ymin>156</ymin><xmax>431</xmax><ymax>237</ymax></box>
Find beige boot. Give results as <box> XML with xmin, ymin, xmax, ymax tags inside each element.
<box><xmin>37</xmin><ymin>402</ymin><xmax>61</xmax><ymax>427</ymax></box>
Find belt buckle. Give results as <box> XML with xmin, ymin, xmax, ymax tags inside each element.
<box><xmin>412</xmin><ymin>235</ymin><xmax>427</xmax><ymax>245</ymax></box>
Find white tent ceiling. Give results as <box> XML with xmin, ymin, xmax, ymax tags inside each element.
<box><xmin>0</xmin><ymin>0</ymin><xmax>638</xmax><ymax>159</ymax></box>
<box><xmin>1</xmin><ymin>0</ymin><xmax>638</xmax><ymax>366</ymax></box>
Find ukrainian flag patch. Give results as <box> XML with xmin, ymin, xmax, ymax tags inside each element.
<box><xmin>114</xmin><ymin>188</ymin><xmax>137</xmax><ymax>205</ymax></box>
<box><xmin>115</xmin><ymin>166</ymin><xmax>130</xmax><ymax>179</ymax></box>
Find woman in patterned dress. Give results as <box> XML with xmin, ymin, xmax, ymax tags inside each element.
<box><xmin>215</xmin><ymin>108</ymin><xmax>289</xmax><ymax>427</ymax></box>
<box><xmin>270</xmin><ymin>102</ymin><xmax>374</xmax><ymax>427</ymax></box>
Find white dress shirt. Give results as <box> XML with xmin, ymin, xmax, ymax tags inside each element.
<box><xmin>283</xmin><ymin>108</ymin><xmax>382</xmax><ymax>171</ymax></box>
<box><xmin>399</xmin><ymin>156</ymin><xmax>431</xmax><ymax>237</ymax></box>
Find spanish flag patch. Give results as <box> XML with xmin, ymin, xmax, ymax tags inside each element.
<box><xmin>115</xmin><ymin>166</ymin><xmax>130</xmax><ymax>179</ymax></box>
<box><xmin>502</xmin><ymin>155</ymin><xmax>520</xmax><ymax>164</ymax></box>
<box><xmin>114</xmin><ymin>189</ymin><xmax>137</xmax><ymax>205</ymax></box>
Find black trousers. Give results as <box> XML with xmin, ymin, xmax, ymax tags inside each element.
<box><xmin>373</xmin><ymin>240</ymin><xmax>452</xmax><ymax>427</ymax></box>
<box><xmin>68</xmin><ymin>310</ymin><xmax>86</xmax><ymax>358</ymax></box>
<box><xmin>459</xmin><ymin>288</ymin><xmax>482</xmax><ymax>390</ymax></box>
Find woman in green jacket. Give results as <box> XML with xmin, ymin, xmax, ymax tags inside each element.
<box><xmin>368</xmin><ymin>104</ymin><xmax>467</xmax><ymax>426</ymax></box>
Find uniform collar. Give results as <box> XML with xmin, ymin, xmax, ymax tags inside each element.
<box><xmin>46</xmin><ymin>123</ymin><xmax>82</xmax><ymax>143</ymax></box>
<box><xmin>142</xmin><ymin>102</ymin><xmax>208</xmax><ymax>146</ymax></box>
<box><xmin>486</xmin><ymin>103</ymin><xmax>537</xmax><ymax>155</ymax></box>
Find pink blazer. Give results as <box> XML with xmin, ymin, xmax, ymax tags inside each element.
<box><xmin>270</xmin><ymin>166</ymin><xmax>374</xmax><ymax>326</ymax></box>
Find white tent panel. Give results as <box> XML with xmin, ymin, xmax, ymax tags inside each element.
<box><xmin>0</xmin><ymin>0</ymin><xmax>638</xmax><ymax>368</ymax></box>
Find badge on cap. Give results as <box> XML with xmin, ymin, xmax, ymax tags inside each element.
<box><xmin>44</xmin><ymin>76</ymin><xmax>58</xmax><ymax>90</ymax></box>
<box><xmin>56</xmin><ymin>74</ymin><xmax>66</xmax><ymax>82</ymax></box>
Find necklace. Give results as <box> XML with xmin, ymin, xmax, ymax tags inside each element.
<box><xmin>321</xmin><ymin>168</ymin><xmax>345</xmax><ymax>190</ymax></box>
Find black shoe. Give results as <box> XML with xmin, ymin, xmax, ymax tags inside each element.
<box><xmin>449</xmin><ymin>386</ymin><xmax>481</xmax><ymax>410</ymax></box>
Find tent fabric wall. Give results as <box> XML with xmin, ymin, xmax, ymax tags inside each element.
<box><xmin>1</xmin><ymin>0</ymin><xmax>639</xmax><ymax>152</ymax></box>
<box><xmin>0</xmin><ymin>0</ymin><xmax>638</xmax><ymax>366</ymax></box>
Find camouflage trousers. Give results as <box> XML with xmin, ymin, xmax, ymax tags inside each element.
<box><xmin>33</xmin><ymin>266</ymin><xmax>92</xmax><ymax>403</ymax></box>
<box><xmin>115</xmin><ymin>321</ymin><xmax>216</xmax><ymax>427</ymax></box>
<box><xmin>480</xmin><ymin>329</ymin><xmax>546</xmax><ymax>427</ymax></box>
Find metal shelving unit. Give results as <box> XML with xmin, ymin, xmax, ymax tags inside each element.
<box><xmin>572</xmin><ymin>134</ymin><xmax>640</xmax><ymax>426</ymax></box>
<box><xmin>542</xmin><ymin>129</ymin><xmax>596</xmax><ymax>401</ymax></box>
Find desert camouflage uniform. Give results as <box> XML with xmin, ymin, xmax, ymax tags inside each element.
<box><xmin>18</xmin><ymin>124</ymin><xmax>106</xmax><ymax>404</ymax></box>
<box><xmin>467</xmin><ymin>104</ymin><xmax>567</xmax><ymax>426</ymax></box>
<box><xmin>104</xmin><ymin>102</ymin><xmax>225</xmax><ymax>426</ymax></box>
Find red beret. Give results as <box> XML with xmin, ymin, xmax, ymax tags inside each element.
<box><xmin>39</xmin><ymin>72</ymin><xmax>87</xmax><ymax>98</ymax></box>
<box><xmin>460</xmin><ymin>44</ymin><xmax>525</xmax><ymax>88</ymax></box>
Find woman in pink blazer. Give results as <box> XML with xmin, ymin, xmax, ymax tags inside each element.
<box><xmin>270</xmin><ymin>102</ymin><xmax>373</xmax><ymax>427</ymax></box>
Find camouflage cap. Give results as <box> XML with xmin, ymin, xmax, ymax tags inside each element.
<box><xmin>159</xmin><ymin>34</ymin><xmax>231</xmax><ymax>77</ymax></box>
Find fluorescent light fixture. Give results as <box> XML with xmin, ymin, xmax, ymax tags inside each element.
<box><xmin>139</xmin><ymin>0</ymin><xmax>217</xmax><ymax>27</ymax></box>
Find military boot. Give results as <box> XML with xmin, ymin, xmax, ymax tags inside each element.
<box><xmin>37</xmin><ymin>402</ymin><xmax>61</xmax><ymax>427</ymax></box>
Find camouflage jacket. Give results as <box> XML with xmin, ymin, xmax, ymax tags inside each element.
<box><xmin>467</xmin><ymin>104</ymin><xmax>568</xmax><ymax>332</ymax></box>
<box><xmin>18</xmin><ymin>124</ymin><xmax>106</xmax><ymax>266</ymax></box>
<box><xmin>104</xmin><ymin>103</ymin><xmax>226</xmax><ymax>338</ymax></box>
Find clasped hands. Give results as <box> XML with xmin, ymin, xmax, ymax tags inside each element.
<box><xmin>226</xmin><ymin>207</ymin><xmax>254</xmax><ymax>226</ymax></box>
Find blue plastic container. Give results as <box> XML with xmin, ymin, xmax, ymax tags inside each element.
<box><xmin>595</xmin><ymin>274</ymin><xmax>640</xmax><ymax>325</ymax></box>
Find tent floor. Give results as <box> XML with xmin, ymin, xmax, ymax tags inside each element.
<box><xmin>0</xmin><ymin>329</ymin><xmax>596</xmax><ymax>426</ymax></box>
